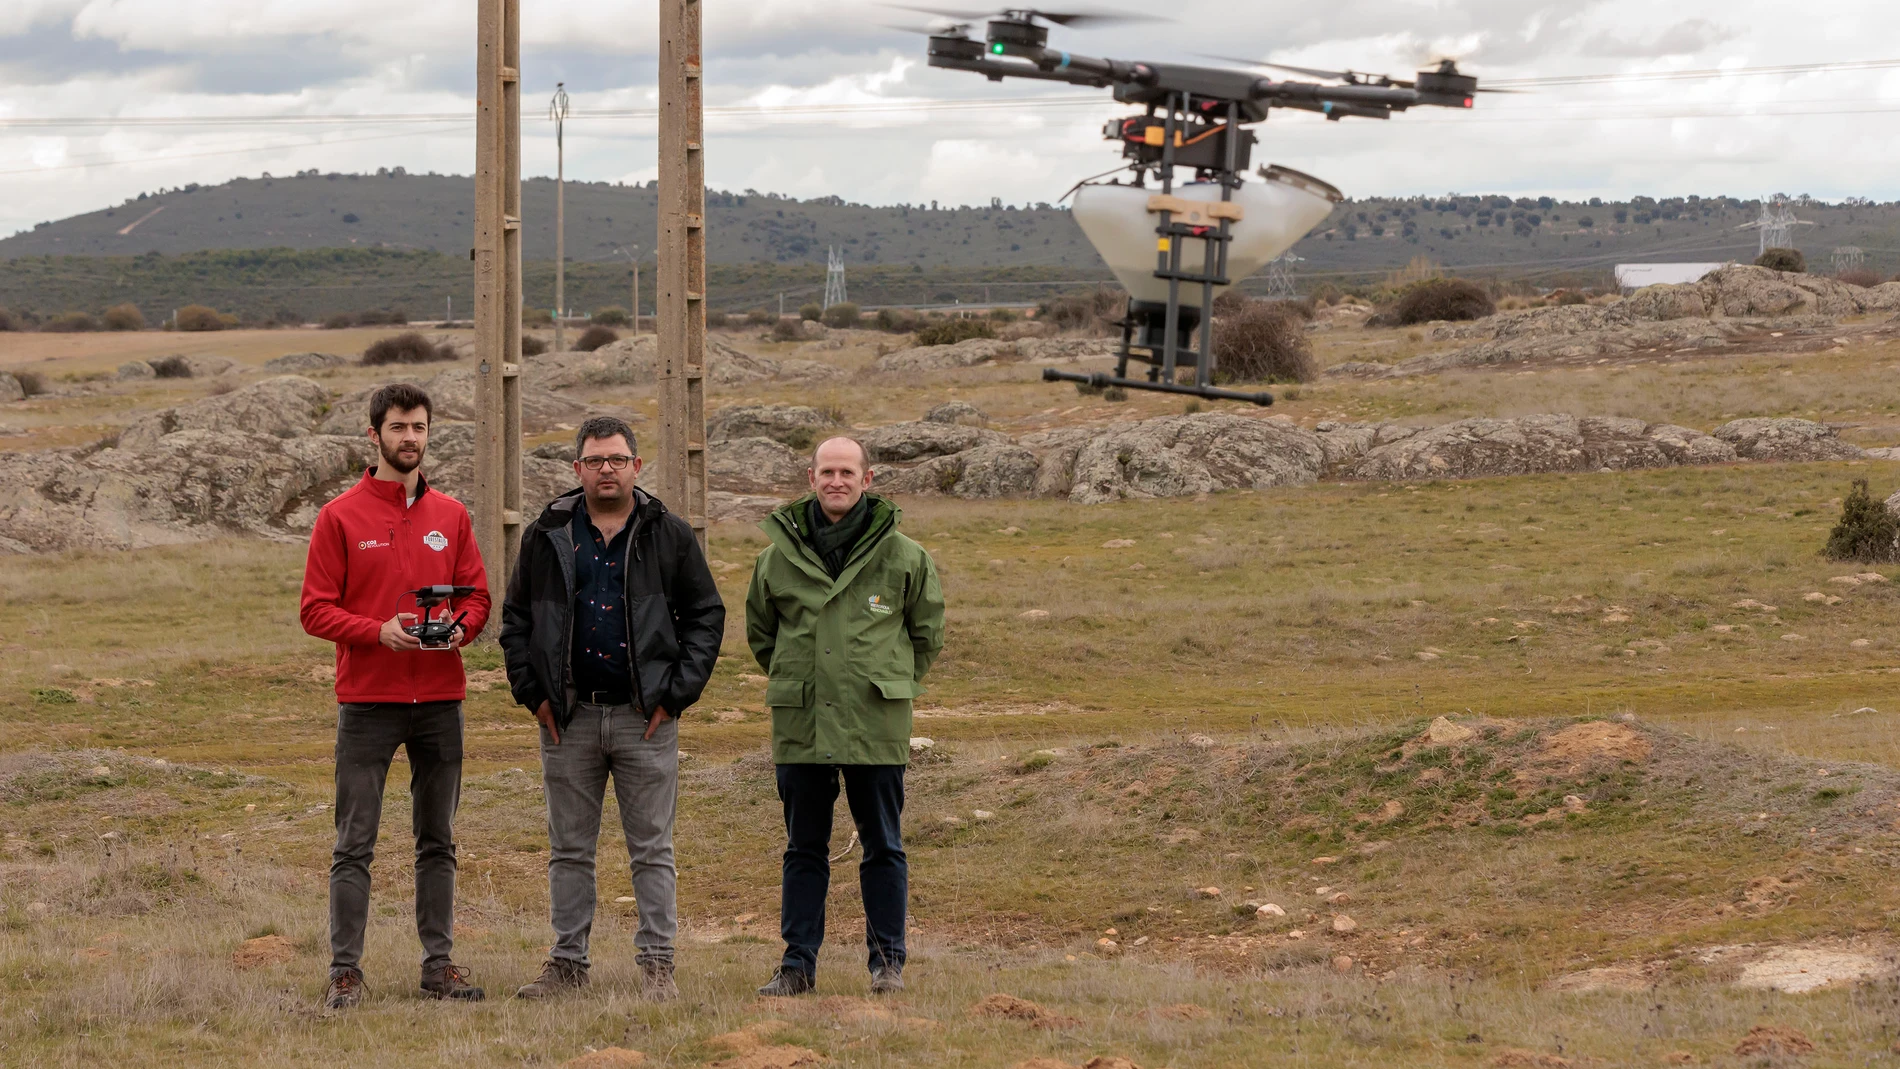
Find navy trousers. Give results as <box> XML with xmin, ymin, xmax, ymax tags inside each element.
<box><xmin>775</xmin><ymin>763</ymin><xmax>906</xmax><ymax>978</ymax></box>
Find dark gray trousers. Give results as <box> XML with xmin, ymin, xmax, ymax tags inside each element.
<box><xmin>329</xmin><ymin>700</ymin><xmax>463</xmax><ymax>977</ymax></box>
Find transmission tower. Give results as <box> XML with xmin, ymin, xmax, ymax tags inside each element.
<box><xmin>1264</xmin><ymin>252</ymin><xmax>1301</xmax><ymax>299</ymax></box>
<box><xmin>1832</xmin><ymin>246</ymin><xmax>1867</xmax><ymax>273</ymax></box>
<box><xmin>822</xmin><ymin>246</ymin><xmax>847</xmax><ymax>309</ymax></box>
<box><xmin>1748</xmin><ymin>196</ymin><xmax>1806</xmax><ymax>255</ymax></box>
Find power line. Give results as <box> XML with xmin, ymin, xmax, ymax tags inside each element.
<box><xmin>1488</xmin><ymin>57</ymin><xmax>1900</xmax><ymax>89</ymax></box>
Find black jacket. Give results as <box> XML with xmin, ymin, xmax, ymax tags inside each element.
<box><xmin>500</xmin><ymin>487</ymin><xmax>725</xmax><ymax>732</ymax></box>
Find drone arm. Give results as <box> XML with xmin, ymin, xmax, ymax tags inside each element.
<box><xmin>927</xmin><ymin>52</ymin><xmax>1111</xmax><ymax>86</ymax></box>
<box><xmin>1274</xmin><ymin>98</ymin><xmax>1392</xmax><ymax>121</ymax></box>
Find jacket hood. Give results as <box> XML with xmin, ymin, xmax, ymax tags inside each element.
<box><xmin>533</xmin><ymin>485</ymin><xmax>666</xmax><ymax>531</ymax></box>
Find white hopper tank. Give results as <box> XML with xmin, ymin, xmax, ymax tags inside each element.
<box><xmin>1070</xmin><ymin>165</ymin><xmax>1342</xmax><ymax>304</ymax></box>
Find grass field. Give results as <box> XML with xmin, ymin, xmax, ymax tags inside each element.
<box><xmin>7</xmin><ymin>322</ymin><xmax>1900</xmax><ymax>1066</ymax></box>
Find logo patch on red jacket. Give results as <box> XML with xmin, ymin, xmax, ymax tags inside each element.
<box><xmin>423</xmin><ymin>530</ymin><xmax>449</xmax><ymax>552</ymax></box>
<box><xmin>357</xmin><ymin>539</ymin><xmax>390</xmax><ymax>550</ymax></box>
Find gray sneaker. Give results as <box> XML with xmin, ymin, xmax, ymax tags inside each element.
<box><xmin>757</xmin><ymin>966</ymin><xmax>814</xmax><ymax>997</ymax></box>
<box><xmin>640</xmin><ymin>959</ymin><xmax>679</xmax><ymax>1003</ymax></box>
<box><xmin>870</xmin><ymin>964</ymin><xmax>904</xmax><ymax>994</ymax></box>
<box><xmin>515</xmin><ymin>958</ymin><xmax>589</xmax><ymax>1000</ymax></box>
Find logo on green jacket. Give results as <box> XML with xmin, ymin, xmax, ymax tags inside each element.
<box><xmin>867</xmin><ymin>594</ymin><xmax>895</xmax><ymax>616</ymax></box>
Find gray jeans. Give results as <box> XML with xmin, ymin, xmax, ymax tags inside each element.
<box><xmin>330</xmin><ymin>701</ymin><xmax>463</xmax><ymax>976</ymax></box>
<box><xmin>541</xmin><ymin>702</ymin><xmax>679</xmax><ymax>967</ymax></box>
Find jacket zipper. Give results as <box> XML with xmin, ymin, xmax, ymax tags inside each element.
<box><xmin>622</xmin><ymin>502</ymin><xmax>651</xmax><ymax>716</ymax></box>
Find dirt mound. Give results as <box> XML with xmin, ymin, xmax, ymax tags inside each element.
<box><xmin>1528</xmin><ymin>721</ymin><xmax>1652</xmax><ymax>777</ymax></box>
<box><xmin>970</xmin><ymin>993</ymin><xmax>1080</xmax><ymax>1028</ymax></box>
<box><xmin>230</xmin><ymin>934</ymin><xmax>296</xmax><ymax>969</ymax></box>
<box><xmin>1733</xmin><ymin>1025</ymin><xmax>1814</xmax><ymax>1057</ymax></box>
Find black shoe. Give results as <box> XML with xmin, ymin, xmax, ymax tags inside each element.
<box><xmin>420</xmin><ymin>961</ymin><xmax>486</xmax><ymax>1001</ymax></box>
<box><xmin>757</xmin><ymin>965</ymin><xmax>814</xmax><ymax>997</ymax></box>
<box><xmin>324</xmin><ymin>969</ymin><xmax>364</xmax><ymax>1010</ymax></box>
<box><xmin>870</xmin><ymin>964</ymin><xmax>904</xmax><ymax>994</ymax></box>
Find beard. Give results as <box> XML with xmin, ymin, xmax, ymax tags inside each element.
<box><xmin>378</xmin><ymin>438</ymin><xmax>424</xmax><ymax>475</ymax></box>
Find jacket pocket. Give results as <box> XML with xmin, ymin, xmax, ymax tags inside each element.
<box><xmin>766</xmin><ymin>678</ymin><xmax>812</xmax><ymax>707</ymax></box>
<box><xmin>872</xmin><ymin>679</ymin><xmax>924</xmax><ymax>700</ymax></box>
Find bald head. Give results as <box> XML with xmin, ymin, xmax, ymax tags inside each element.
<box><xmin>809</xmin><ymin>436</ymin><xmax>873</xmax><ymax>521</ymax></box>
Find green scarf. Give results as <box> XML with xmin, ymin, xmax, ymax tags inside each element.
<box><xmin>806</xmin><ymin>494</ymin><xmax>870</xmax><ymax>577</ymax></box>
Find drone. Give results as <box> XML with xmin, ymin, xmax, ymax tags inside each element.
<box><xmin>902</xmin><ymin>7</ymin><xmax>1494</xmax><ymax>403</ymax></box>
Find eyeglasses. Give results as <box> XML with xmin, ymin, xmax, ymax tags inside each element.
<box><xmin>579</xmin><ymin>454</ymin><xmax>635</xmax><ymax>471</ymax></box>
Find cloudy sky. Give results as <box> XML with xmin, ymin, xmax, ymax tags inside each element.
<box><xmin>0</xmin><ymin>0</ymin><xmax>1895</xmax><ymax>238</ymax></box>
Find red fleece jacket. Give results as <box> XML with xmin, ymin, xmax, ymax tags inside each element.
<box><xmin>300</xmin><ymin>470</ymin><xmax>491</xmax><ymax>704</ymax></box>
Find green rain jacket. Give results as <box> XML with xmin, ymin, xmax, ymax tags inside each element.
<box><xmin>745</xmin><ymin>493</ymin><xmax>945</xmax><ymax>765</ymax></box>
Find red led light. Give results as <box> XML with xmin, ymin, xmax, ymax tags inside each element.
<box><xmin>1463</xmin><ymin>97</ymin><xmax>1473</xmax><ymax>108</ymax></box>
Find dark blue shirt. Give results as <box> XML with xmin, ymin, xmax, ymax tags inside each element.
<box><xmin>570</xmin><ymin>499</ymin><xmax>634</xmax><ymax>699</ymax></box>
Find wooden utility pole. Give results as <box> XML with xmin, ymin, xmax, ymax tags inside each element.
<box><xmin>474</xmin><ymin>0</ymin><xmax>523</xmax><ymax>590</ymax></box>
<box><xmin>550</xmin><ymin>82</ymin><xmax>570</xmax><ymax>352</ymax></box>
<box><xmin>657</xmin><ymin>0</ymin><xmax>707</xmax><ymax>546</ymax></box>
<box><xmin>632</xmin><ymin>245</ymin><xmax>641</xmax><ymax>333</ymax></box>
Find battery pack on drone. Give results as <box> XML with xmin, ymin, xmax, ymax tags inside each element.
<box><xmin>402</xmin><ymin>585</ymin><xmax>476</xmax><ymax>650</ymax></box>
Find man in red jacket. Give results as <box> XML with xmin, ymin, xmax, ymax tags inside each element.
<box><xmin>300</xmin><ymin>382</ymin><xmax>491</xmax><ymax>1010</ymax></box>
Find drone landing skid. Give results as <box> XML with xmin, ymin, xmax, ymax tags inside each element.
<box><xmin>1042</xmin><ymin>367</ymin><xmax>1272</xmax><ymax>406</ymax></box>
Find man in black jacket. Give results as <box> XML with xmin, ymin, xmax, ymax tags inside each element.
<box><xmin>500</xmin><ymin>415</ymin><xmax>724</xmax><ymax>1002</ymax></box>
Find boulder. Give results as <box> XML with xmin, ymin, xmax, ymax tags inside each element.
<box><xmin>707</xmin><ymin>404</ymin><xmax>831</xmax><ymax>445</ymax></box>
<box><xmin>1345</xmin><ymin>415</ymin><xmax>1738</xmax><ymax>481</ymax></box>
<box><xmin>872</xmin><ymin>337</ymin><xmax>1015</xmax><ymax>373</ymax></box>
<box><xmin>1064</xmin><ymin>414</ymin><xmax>1327</xmax><ymax>504</ymax></box>
<box><xmin>0</xmin><ymin>372</ymin><xmax>23</xmax><ymax>402</ymax></box>
<box><xmin>800</xmin><ymin>320</ymin><xmax>829</xmax><ymax>340</ymax></box>
<box><xmin>1713</xmin><ymin>417</ymin><xmax>1863</xmax><ymax>461</ymax></box>
<box><xmin>320</xmin><ymin>368</ymin><xmax>583</xmax><ymax>435</ymax></box>
<box><xmin>183</xmin><ymin>355</ymin><xmax>239</xmax><ymax>377</ymax></box>
<box><xmin>1624</xmin><ymin>264</ymin><xmax>1892</xmax><ymax>319</ymax></box>
<box><xmin>115</xmin><ymin>361</ymin><xmax>155</xmax><ymax>381</ymax></box>
<box><xmin>878</xmin><ymin>442</ymin><xmax>1040</xmax><ymax>498</ymax></box>
<box><xmin>859</xmin><ymin>421</ymin><xmax>1008</xmax><ymax>463</ymax></box>
<box><xmin>262</xmin><ymin>351</ymin><xmax>347</xmax><ymax>373</ymax></box>
<box><xmin>119</xmin><ymin>375</ymin><xmax>332</xmax><ymax>452</ymax></box>
<box><xmin>923</xmin><ymin>400</ymin><xmax>988</xmax><ymax>425</ymax></box>
<box><xmin>708</xmin><ymin>437</ymin><xmax>808</xmax><ymax>493</ymax></box>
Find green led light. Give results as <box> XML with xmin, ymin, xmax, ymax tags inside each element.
<box><xmin>990</xmin><ymin>42</ymin><xmax>1005</xmax><ymax>54</ymax></box>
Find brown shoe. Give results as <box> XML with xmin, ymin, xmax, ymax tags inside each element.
<box><xmin>324</xmin><ymin>969</ymin><xmax>364</xmax><ymax>1010</ymax></box>
<box><xmin>640</xmin><ymin>959</ymin><xmax>679</xmax><ymax>1003</ymax></box>
<box><xmin>420</xmin><ymin>961</ymin><xmax>485</xmax><ymax>1001</ymax></box>
<box><xmin>515</xmin><ymin>958</ymin><xmax>589</xmax><ymax>999</ymax></box>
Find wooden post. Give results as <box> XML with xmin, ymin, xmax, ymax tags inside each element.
<box><xmin>657</xmin><ymin>0</ymin><xmax>707</xmax><ymax>547</ymax></box>
<box><xmin>474</xmin><ymin>0</ymin><xmax>524</xmax><ymax>594</ymax></box>
<box><xmin>551</xmin><ymin>83</ymin><xmax>569</xmax><ymax>352</ymax></box>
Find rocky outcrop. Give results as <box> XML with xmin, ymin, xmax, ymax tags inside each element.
<box><xmin>0</xmin><ymin>372</ymin><xmax>23</xmax><ymax>402</ymax></box>
<box><xmin>872</xmin><ymin>338</ymin><xmax>1015</xmax><ymax>373</ymax></box>
<box><xmin>858</xmin><ymin>421</ymin><xmax>1008</xmax><ymax>463</ymax></box>
<box><xmin>119</xmin><ymin>376</ymin><xmax>331</xmax><ymax>452</ymax></box>
<box><xmin>1624</xmin><ymin>265</ymin><xmax>1900</xmax><ymax>320</ymax></box>
<box><xmin>1065</xmin><ymin>415</ymin><xmax>1328</xmax><ymax>504</ymax></box>
<box><xmin>1713</xmin><ymin>417</ymin><xmax>1865</xmax><ymax>461</ymax></box>
<box><xmin>1341</xmin><ymin>415</ymin><xmax>1739</xmax><ymax>480</ymax></box>
<box><xmin>533</xmin><ymin>336</ymin><xmax>842</xmax><ymax>390</ymax></box>
<box><xmin>116</xmin><ymin>360</ymin><xmax>156</xmax><ymax>381</ymax></box>
<box><xmin>707</xmin><ymin>436</ymin><xmax>808</xmax><ymax>493</ymax></box>
<box><xmin>262</xmin><ymin>351</ymin><xmax>347</xmax><ymax>373</ymax></box>
<box><xmin>318</xmin><ymin>367</ymin><xmax>584</xmax><ymax>435</ymax></box>
<box><xmin>923</xmin><ymin>400</ymin><xmax>988</xmax><ymax>425</ymax></box>
<box><xmin>707</xmin><ymin>404</ymin><xmax>832</xmax><ymax>445</ymax></box>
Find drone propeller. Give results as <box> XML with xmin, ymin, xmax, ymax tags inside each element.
<box><xmin>885</xmin><ymin>19</ymin><xmax>975</xmax><ymax>35</ymax></box>
<box><xmin>1205</xmin><ymin>54</ymin><xmax>1522</xmax><ymax>92</ymax></box>
<box><xmin>889</xmin><ymin>4</ymin><xmax>1160</xmax><ymax>27</ymax></box>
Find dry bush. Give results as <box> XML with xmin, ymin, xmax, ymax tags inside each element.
<box><xmin>798</xmin><ymin>302</ymin><xmax>823</xmax><ymax>322</ymax></box>
<box><xmin>745</xmin><ymin>308</ymin><xmax>774</xmax><ymax>326</ymax></box>
<box><xmin>1213</xmin><ymin>300</ymin><xmax>1316</xmax><ymax>384</ymax></box>
<box><xmin>0</xmin><ymin>307</ymin><xmax>15</xmax><ymax>331</ymax></box>
<box><xmin>821</xmin><ymin>302</ymin><xmax>860</xmax><ymax>329</ymax></box>
<box><xmin>1755</xmin><ymin>247</ymin><xmax>1806</xmax><ymax>273</ymax></box>
<box><xmin>1824</xmin><ymin>479</ymin><xmax>1898</xmax><ymax>562</ymax></box>
<box><xmin>102</xmin><ymin>304</ymin><xmax>146</xmax><ymax>331</ymax></box>
<box><xmin>706</xmin><ymin>309</ymin><xmax>729</xmax><ymax>328</ymax></box>
<box><xmin>1309</xmin><ymin>281</ymin><xmax>1343</xmax><ymax>306</ymax></box>
<box><xmin>522</xmin><ymin>307</ymin><xmax>553</xmax><ymax>327</ymax></box>
<box><xmin>148</xmin><ymin>356</ymin><xmax>193</xmax><ymax>379</ymax></box>
<box><xmin>354</xmin><ymin>308</ymin><xmax>407</xmax><ymax>326</ymax></box>
<box><xmin>590</xmin><ymin>306</ymin><xmax>631</xmax><ymax>326</ymax></box>
<box><xmin>14</xmin><ymin>369</ymin><xmax>45</xmax><ymax>396</ymax></box>
<box><xmin>1039</xmin><ymin>286</ymin><xmax>1123</xmax><ymax>333</ymax></box>
<box><xmin>574</xmin><ymin>325</ymin><xmax>618</xmax><ymax>352</ymax></box>
<box><xmin>873</xmin><ymin>307</ymin><xmax>921</xmax><ymax>333</ymax></box>
<box><xmin>41</xmin><ymin>312</ymin><xmax>98</xmax><ymax>333</ymax></box>
<box><xmin>360</xmin><ymin>332</ymin><xmax>456</xmax><ymax>366</ymax></box>
<box><xmin>1837</xmin><ymin>267</ymin><xmax>1883</xmax><ymax>288</ymax></box>
<box><xmin>321</xmin><ymin>313</ymin><xmax>352</xmax><ymax>329</ymax></box>
<box><xmin>1211</xmin><ymin>289</ymin><xmax>1252</xmax><ymax>316</ymax></box>
<box><xmin>175</xmin><ymin>305</ymin><xmax>234</xmax><ymax>332</ymax></box>
<box><xmin>771</xmin><ymin>317</ymin><xmax>803</xmax><ymax>341</ymax></box>
<box><xmin>520</xmin><ymin>334</ymin><xmax>549</xmax><ymax>357</ymax></box>
<box><xmin>1392</xmin><ymin>278</ymin><xmax>1495</xmax><ymax>325</ymax></box>
<box><xmin>915</xmin><ymin>319</ymin><xmax>995</xmax><ymax>346</ymax></box>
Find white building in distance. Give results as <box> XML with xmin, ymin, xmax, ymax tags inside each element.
<box><xmin>1614</xmin><ymin>262</ymin><xmax>1733</xmax><ymax>292</ymax></box>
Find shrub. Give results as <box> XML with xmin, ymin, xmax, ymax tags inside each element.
<box><xmin>149</xmin><ymin>355</ymin><xmax>194</xmax><ymax>378</ymax></box>
<box><xmin>1309</xmin><ymin>281</ymin><xmax>1343</xmax><ymax>306</ymax></box>
<box><xmin>355</xmin><ymin>307</ymin><xmax>408</xmax><ymax>326</ymax></box>
<box><xmin>874</xmin><ymin>307</ymin><xmax>921</xmax><ymax>333</ymax></box>
<box><xmin>520</xmin><ymin>335</ymin><xmax>549</xmax><ymax>357</ymax></box>
<box><xmin>1824</xmin><ymin>479</ymin><xmax>1898</xmax><ymax>562</ymax></box>
<box><xmin>1211</xmin><ymin>289</ymin><xmax>1252</xmax><ymax>316</ymax></box>
<box><xmin>574</xmin><ymin>325</ymin><xmax>619</xmax><ymax>352</ymax></box>
<box><xmin>322</xmin><ymin>313</ymin><xmax>354</xmax><ymax>329</ymax></box>
<box><xmin>41</xmin><ymin>312</ymin><xmax>98</xmax><ymax>333</ymax></box>
<box><xmin>798</xmin><ymin>302</ymin><xmax>823</xmax><ymax>322</ymax></box>
<box><xmin>102</xmin><ymin>303</ymin><xmax>146</xmax><ymax>331</ymax></box>
<box><xmin>821</xmin><ymin>302</ymin><xmax>860</xmax><ymax>329</ymax></box>
<box><xmin>746</xmin><ymin>308</ymin><xmax>775</xmax><ymax>326</ymax></box>
<box><xmin>1039</xmin><ymin>286</ymin><xmax>1124</xmax><ymax>333</ymax></box>
<box><xmin>771</xmin><ymin>317</ymin><xmax>804</xmax><ymax>341</ymax></box>
<box><xmin>1391</xmin><ymin>278</ymin><xmax>1494</xmax><ymax>325</ymax></box>
<box><xmin>1838</xmin><ymin>267</ymin><xmax>1883</xmax><ymax>288</ymax></box>
<box><xmin>0</xmin><ymin>308</ymin><xmax>14</xmax><ymax>331</ymax></box>
<box><xmin>523</xmin><ymin>307</ymin><xmax>554</xmax><ymax>327</ymax></box>
<box><xmin>175</xmin><ymin>304</ymin><xmax>233</xmax><ymax>332</ymax></box>
<box><xmin>1213</xmin><ymin>300</ymin><xmax>1316</xmax><ymax>383</ymax></box>
<box><xmin>1755</xmin><ymin>247</ymin><xmax>1806</xmax><ymax>273</ymax></box>
<box><xmin>915</xmin><ymin>319</ymin><xmax>995</xmax><ymax>346</ymax></box>
<box><xmin>1556</xmin><ymin>290</ymin><xmax>1588</xmax><ymax>306</ymax></box>
<box><xmin>986</xmin><ymin>307</ymin><xmax>1019</xmax><ymax>322</ymax></box>
<box><xmin>14</xmin><ymin>370</ymin><xmax>45</xmax><ymax>396</ymax></box>
<box><xmin>591</xmin><ymin>306</ymin><xmax>632</xmax><ymax>326</ymax></box>
<box><xmin>706</xmin><ymin>310</ymin><xmax>729</xmax><ymax>328</ymax></box>
<box><xmin>360</xmin><ymin>332</ymin><xmax>457</xmax><ymax>366</ymax></box>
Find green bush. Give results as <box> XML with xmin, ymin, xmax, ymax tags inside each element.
<box><xmin>1755</xmin><ymin>247</ymin><xmax>1806</xmax><ymax>273</ymax></box>
<box><xmin>574</xmin><ymin>325</ymin><xmax>619</xmax><ymax>352</ymax></box>
<box><xmin>798</xmin><ymin>302</ymin><xmax>823</xmax><ymax>322</ymax></box>
<box><xmin>914</xmin><ymin>319</ymin><xmax>995</xmax><ymax>346</ymax></box>
<box><xmin>591</xmin><ymin>306</ymin><xmax>632</xmax><ymax>326</ymax></box>
<box><xmin>31</xmin><ymin>687</ymin><xmax>76</xmax><ymax>704</ymax></box>
<box><xmin>1824</xmin><ymin>479</ymin><xmax>1898</xmax><ymax>562</ymax></box>
<box><xmin>821</xmin><ymin>302</ymin><xmax>860</xmax><ymax>329</ymax></box>
<box><xmin>102</xmin><ymin>303</ymin><xmax>146</xmax><ymax>331</ymax></box>
<box><xmin>1392</xmin><ymin>278</ymin><xmax>1494</xmax><ymax>325</ymax></box>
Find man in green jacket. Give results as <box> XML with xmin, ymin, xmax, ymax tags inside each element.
<box><xmin>745</xmin><ymin>436</ymin><xmax>945</xmax><ymax>997</ymax></box>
